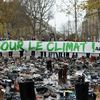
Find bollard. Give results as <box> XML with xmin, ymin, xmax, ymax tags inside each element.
<box><xmin>58</xmin><ymin>65</ymin><xmax>67</xmax><ymax>85</ymax></box>
<box><xmin>46</xmin><ymin>59</ymin><xmax>52</xmax><ymax>71</ymax></box>
<box><xmin>75</xmin><ymin>82</ymin><xmax>89</xmax><ymax>100</ymax></box>
<box><xmin>19</xmin><ymin>81</ymin><xmax>36</xmax><ymax>100</ymax></box>
<box><xmin>75</xmin><ymin>75</ymin><xmax>89</xmax><ymax>100</ymax></box>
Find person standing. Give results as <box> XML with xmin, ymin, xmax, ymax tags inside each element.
<box><xmin>58</xmin><ymin>38</ymin><xmax>63</xmax><ymax>58</ymax></box>
<box><xmin>0</xmin><ymin>52</ymin><xmax>2</xmax><ymax>57</ymax></box>
<box><xmin>64</xmin><ymin>38</ymin><xmax>69</xmax><ymax>58</ymax></box>
<box><xmin>9</xmin><ymin>51</ymin><xmax>13</xmax><ymax>57</ymax></box>
<box><xmin>40</xmin><ymin>38</ymin><xmax>46</xmax><ymax>58</ymax></box>
<box><xmin>8</xmin><ymin>33</ymin><xmax>13</xmax><ymax>57</ymax></box>
<box><xmin>48</xmin><ymin>37</ymin><xmax>58</xmax><ymax>58</ymax></box>
<box><xmin>19</xmin><ymin>38</ymin><xmax>24</xmax><ymax>58</ymax></box>
<box><xmin>31</xmin><ymin>37</ymin><xmax>36</xmax><ymax>58</ymax></box>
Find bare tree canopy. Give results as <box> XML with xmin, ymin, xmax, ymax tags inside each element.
<box><xmin>22</xmin><ymin>0</ymin><xmax>55</xmax><ymax>36</ymax></box>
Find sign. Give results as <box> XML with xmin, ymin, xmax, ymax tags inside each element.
<box><xmin>0</xmin><ymin>40</ymin><xmax>99</xmax><ymax>53</ymax></box>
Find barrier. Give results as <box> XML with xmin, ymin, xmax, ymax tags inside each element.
<box><xmin>0</xmin><ymin>41</ymin><xmax>99</xmax><ymax>53</ymax></box>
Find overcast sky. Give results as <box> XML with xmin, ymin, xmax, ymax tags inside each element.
<box><xmin>49</xmin><ymin>0</ymin><xmax>67</xmax><ymax>31</ymax></box>
<box><xmin>49</xmin><ymin>12</ymin><xmax>68</xmax><ymax>31</ymax></box>
<box><xmin>49</xmin><ymin>0</ymin><xmax>86</xmax><ymax>32</ymax></box>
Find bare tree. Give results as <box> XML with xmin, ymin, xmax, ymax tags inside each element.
<box><xmin>61</xmin><ymin>21</ymin><xmax>72</xmax><ymax>40</ymax></box>
<box><xmin>22</xmin><ymin>0</ymin><xmax>55</xmax><ymax>37</ymax></box>
<box><xmin>59</xmin><ymin>0</ymin><xmax>85</xmax><ymax>41</ymax></box>
<box><xmin>0</xmin><ymin>0</ymin><xmax>32</xmax><ymax>38</ymax></box>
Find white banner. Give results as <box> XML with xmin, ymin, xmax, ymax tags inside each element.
<box><xmin>0</xmin><ymin>40</ymin><xmax>100</xmax><ymax>53</ymax></box>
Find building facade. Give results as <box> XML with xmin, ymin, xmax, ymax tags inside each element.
<box><xmin>82</xmin><ymin>1</ymin><xmax>100</xmax><ymax>41</ymax></box>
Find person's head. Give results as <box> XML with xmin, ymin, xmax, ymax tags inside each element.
<box><xmin>42</xmin><ymin>38</ymin><xmax>45</xmax><ymax>41</ymax></box>
<box><xmin>32</xmin><ymin>37</ymin><xmax>35</xmax><ymax>40</ymax></box>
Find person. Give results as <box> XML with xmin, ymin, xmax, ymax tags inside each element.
<box><xmin>86</xmin><ymin>53</ymin><xmax>90</xmax><ymax>58</ymax></box>
<box><xmin>59</xmin><ymin>52</ymin><xmax>62</xmax><ymax>58</ymax></box>
<box><xmin>63</xmin><ymin>38</ymin><xmax>70</xmax><ymax>58</ymax></box>
<box><xmin>8</xmin><ymin>33</ymin><xmax>13</xmax><ymax>57</ymax></box>
<box><xmin>8</xmin><ymin>51</ymin><xmax>13</xmax><ymax>57</ymax></box>
<box><xmin>40</xmin><ymin>38</ymin><xmax>46</xmax><ymax>58</ymax></box>
<box><xmin>58</xmin><ymin>38</ymin><xmax>63</xmax><ymax>58</ymax></box>
<box><xmin>31</xmin><ymin>37</ymin><xmax>36</xmax><ymax>58</ymax></box>
<box><xmin>19</xmin><ymin>38</ymin><xmax>24</xmax><ymax>58</ymax></box>
<box><xmin>20</xmin><ymin>48</ymin><xmax>24</xmax><ymax>58</ymax></box>
<box><xmin>48</xmin><ymin>37</ymin><xmax>58</xmax><ymax>58</ymax></box>
<box><xmin>0</xmin><ymin>52</ymin><xmax>2</xmax><ymax>57</ymax></box>
<box><xmin>72</xmin><ymin>53</ymin><xmax>75</xmax><ymax>58</ymax></box>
